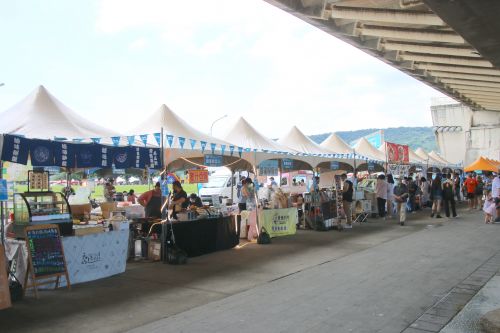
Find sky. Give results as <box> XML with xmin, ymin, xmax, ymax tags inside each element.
<box><xmin>0</xmin><ymin>0</ymin><xmax>447</xmax><ymax>140</ymax></box>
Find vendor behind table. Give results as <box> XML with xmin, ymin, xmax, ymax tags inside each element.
<box><xmin>169</xmin><ymin>181</ymin><xmax>189</xmax><ymax>219</ymax></box>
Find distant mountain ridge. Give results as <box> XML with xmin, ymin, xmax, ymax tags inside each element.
<box><xmin>309</xmin><ymin>127</ymin><xmax>438</xmax><ymax>152</ymax></box>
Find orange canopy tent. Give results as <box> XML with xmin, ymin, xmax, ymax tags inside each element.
<box><xmin>464</xmin><ymin>156</ymin><xmax>499</xmax><ymax>172</ymax></box>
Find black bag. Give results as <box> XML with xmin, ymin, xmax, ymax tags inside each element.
<box><xmin>9</xmin><ymin>272</ymin><xmax>23</xmax><ymax>302</ymax></box>
<box><xmin>257</xmin><ymin>227</ymin><xmax>271</xmax><ymax>244</ymax></box>
<box><xmin>166</xmin><ymin>242</ymin><xmax>188</xmax><ymax>265</ymax></box>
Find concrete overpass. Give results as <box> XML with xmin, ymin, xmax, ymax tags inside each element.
<box><xmin>263</xmin><ymin>0</ymin><xmax>500</xmax><ymax>113</ymax></box>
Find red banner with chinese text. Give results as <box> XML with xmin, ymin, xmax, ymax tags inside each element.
<box><xmin>386</xmin><ymin>142</ymin><xmax>409</xmax><ymax>164</ymax></box>
<box><xmin>188</xmin><ymin>169</ymin><xmax>209</xmax><ymax>184</ymax></box>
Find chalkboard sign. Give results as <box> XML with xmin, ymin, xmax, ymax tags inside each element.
<box><xmin>24</xmin><ymin>224</ymin><xmax>71</xmax><ymax>298</ymax></box>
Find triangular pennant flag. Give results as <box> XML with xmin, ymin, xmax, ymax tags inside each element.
<box><xmin>190</xmin><ymin>139</ymin><xmax>197</xmax><ymax>150</ymax></box>
<box><xmin>127</xmin><ymin>135</ymin><xmax>135</xmax><ymax>145</ymax></box>
<box><xmin>178</xmin><ymin>137</ymin><xmax>186</xmax><ymax>149</ymax></box>
<box><xmin>200</xmin><ymin>141</ymin><xmax>207</xmax><ymax>153</ymax></box>
<box><xmin>111</xmin><ymin>136</ymin><xmax>121</xmax><ymax>146</ymax></box>
<box><xmin>140</xmin><ymin>134</ymin><xmax>148</xmax><ymax>146</ymax></box>
<box><xmin>72</xmin><ymin>138</ymin><xmax>83</xmax><ymax>143</ymax></box>
<box><xmin>220</xmin><ymin>144</ymin><xmax>226</xmax><ymax>155</ymax></box>
<box><xmin>229</xmin><ymin>145</ymin><xmax>235</xmax><ymax>156</ymax></box>
<box><xmin>166</xmin><ymin>134</ymin><xmax>174</xmax><ymax>148</ymax></box>
<box><xmin>237</xmin><ymin>146</ymin><xmax>243</xmax><ymax>158</ymax></box>
<box><xmin>245</xmin><ymin>148</ymin><xmax>251</xmax><ymax>152</ymax></box>
<box><xmin>91</xmin><ymin>138</ymin><xmax>101</xmax><ymax>144</ymax></box>
<box><xmin>210</xmin><ymin>143</ymin><xmax>217</xmax><ymax>155</ymax></box>
<box><xmin>154</xmin><ymin>133</ymin><xmax>161</xmax><ymax>146</ymax></box>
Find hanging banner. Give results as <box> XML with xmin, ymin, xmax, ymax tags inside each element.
<box><xmin>386</xmin><ymin>142</ymin><xmax>409</xmax><ymax>164</ymax></box>
<box><xmin>229</xmin><ymin>145</ymin><xmax>235</xmax><ymax>156</ymax></box>
<box><xmin>237</xmin><ymin>147</ymin><xmax>243</xmax><ymax>158</ymax></box>
<box><xmin>258</xmin><ymin>160</ymin><xmax>278</xmax><ymax>176</ymax></box>
<box><xmin>204</xmin><ymin>154</ymin><xmax>223</xmax><ymax>167</ymax></box>
<box><xmin>53</xmin><ymin>141</ymin><xmax>76</xmax><ymax>168</ymax></box>
<box><xmin>140</xmin><ymin>148</ymin><xmax>161</xmax><ymax>169</ymax></box>
<box><xmin>111</xmin><ymin>147</ymin><xmax>133</xmax><ymax>169</ymax></box>
<box><xmin>330</xmin><ymin>161</ymin><xmax>340</xmax><ymax>170</ymax></box>
<box><xmin>1</xmin><ymin>135</ymin><xmax>29</xmax><ymax>165</ymax></box>
<box><xmin>29</xmin><ymin>139</ymin><xmax>55</xmax><ymax>167</ymax></box>
<box><xmin>220</xmin><ymin>144</ymin><xmax>226</xmax><ymax>155</ymax></box>
<box><xmin>282</xmin><ymin>159</ymin><xmax>294</xmax><ymax>170</ymax></box>
<box><xmin>91</xmin><ymin>138</ymin><xmax>101</xmax><ymax>144</ymax></box>
<box><xmin>259</xmin><ymin>208</ymin><xmax>297</xmax><ymax>237</ymax></box>
<box><xmin>75</xmin><ymin>144</ymin><xmax>101</xmax><ymax>168</ymax></box>
<box><xmin>132</xmin><ymin>147</ymin><xmax>141</xmax><ymax>168</ymax></box>
<box><xmin>188</xmin><ymin>169</ymin><xmax>209</xmax><ymax>184</ymax></box>
<box><xmin>200</xmin><ymin>141</ymin><xmax>207</xmax><ymax>153</ymax></box>
<box><xmin>127</xmin><ymin>136</ymin><xmax>135</xmax><ymax>146</ymax></box>
<box><xmin>210</xmin><ymin>143</ymin><xmax>217</xmax><ymax>155</ymax></box>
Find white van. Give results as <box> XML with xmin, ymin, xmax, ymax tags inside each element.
<box><xmin>199</xmin><ymin>168</ymin><xmax>251</xmax><ymax>205</ymax></box>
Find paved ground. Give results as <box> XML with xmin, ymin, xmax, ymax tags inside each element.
<box><xmin>1</xmin><ymin>207</ymin><xmax>499</xmax><ymax>333</ymax></box>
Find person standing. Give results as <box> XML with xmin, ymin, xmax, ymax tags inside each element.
<box><xmin>375</xmin><ymin>174</ymin><xmax>388</xmax><ymax>219</ymax></box>
<box><xmin>386</xmin><ymin>174</ymin><xmax>395</xmax><ymax>219</ymax></box>
<box><xmin>492</xmin><ymin>169</ymin><xmax>500</xmax><ymax>222</ymax></box>
<box><xmin>341</xmin><ymin>173</ymin><xmax>353</xmax><ymax>229</ymax></box>
<box><xmin>442</xmin><ymin>174</ymin><xmax>457</xmax><ymax>218</ymax></box>
<box><xmin>393</xmin><ymin>177</ymin><xmax>409</xmax><ymax>226</ymax></box>
<box><xmin>407</xmin><ymin>176</ymin><xmax>418</xmax><ymax>213</ymax></box>
<box><xmin>453</xmin><ymin>173</ymin><xmax>462</xmax><ymax>202</ymax></box>
<box><xmin>127</xmin><ymin>189</ymin><xmax>138</xmax><ymax>204</ymax></box>
<box><xmin>169</xmin><ymin>181</ymin><xmax>188</xmax><ymax>219</ymax></box>
<box><xmin>238</xmin><ymin>178</ymin><xmax>247</xmax><ymax>213</ymax></box>
<box><xmin>420</xmin><ymin>177</ymin><xmax>430</xmax><ymax>208</ymax></box>
<box><xmin>430</xmin><ymin>174</ymin><xmax>443</xmax><ymax>218</ymax></box>
<box><xmin>463</xmin><ymin>173</ymin><xmax>478</xmax><ymax>210</ymax></box>
<box><xmin>103</xmin><ymin>178</ymin><xmax>116</xmax><ymax>202</ymax></box>
<box><xmin>475</xmin><ymin>175</ymin><xmax>485</xmax><ymax>210</ymax></box>
<box><xmin>138</xmin><ymin>182</ymin><xmax>162</xmax><ymax>218</ymax></box>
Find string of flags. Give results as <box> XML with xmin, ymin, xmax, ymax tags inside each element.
<box><xmin>2</xmin><ymin>132</ymin><xmax>457</xmax><ymax>168</ymax></box>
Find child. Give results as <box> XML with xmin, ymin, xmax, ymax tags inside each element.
<box><xmin>483</xmin><ymin>190</ymin><xmax>496</xmax><ymax>224</ymax></box>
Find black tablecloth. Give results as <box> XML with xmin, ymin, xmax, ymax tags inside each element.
<box><xmin>165</xmin><ymin>216</ymin><xmax>240</xmax><ymax>257</ymax></box>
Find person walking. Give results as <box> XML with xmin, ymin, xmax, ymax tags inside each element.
<box><xmin>341</xmin><ymin>174</ymin><xmax>354</xmax><ymax>228</ymax></box>
<box><xmin>386</xmin><ymin>174</ymin><xmax>395</xmax><ymax>219</ymax></box>
<box><xmin>463</xmin><ymin>173</ymin><xmax>478</xmax><ymax>210</ymax></box>
<box><xmin>375</xmin><ymin>174</ymin><xmax>388</xmax><ymax>219</ymax></box>
<box><xmin>442</xmin><ymin>174</ymin><xmax>457</xmax><ymax>218</ymax></box>
<box><xmin>430</xmin><ymin>174</ymin><xmax>443</xmax><ymax>218</ymax></box>
<box><xmin>393</xmin><ymin>177</ymin><xmax>409</xmax><ymax>226</ymax></box>
<box><xmin>238</xmin><ymin>178</ymin><xmax>247</xmax><ymax>213</ymax></box>
<box><xmin>407</xmin><ymin>176</ymin><xmax>419</xmax><ymax>213</ymax></box>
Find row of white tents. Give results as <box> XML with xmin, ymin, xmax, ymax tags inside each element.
<box><xmin>0</xmin><ymin>86</ymin><xmax>455</xmax><ymax>173</ymax></box>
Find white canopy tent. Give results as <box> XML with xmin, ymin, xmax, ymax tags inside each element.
<box><xmin>353</xmin><ymin>137</ymin><xmax>385</xmax><ymax>162</ymax></box>
<box><xmin>0</xmin><ymin>85</ymin><xmax>118</xmax><ymax>140</ymax></box>
<box><xmin>415</xmin><ymin>148</ymin><xmax>443</xmax><ymax>168</ymax></box>
<box><xmin>320</xmin><ymin>133</ymin><xmax>353</xmax><ymax>154</ymax></box>
<box><xmin>222</xmin><ymin>117</ymin><xmax>309</xmax><ymax>168</ymax></box>
<box><xmin>428</xmin><ymin>151</ymin><xmax>451</xmax><ymax>167</ymax></box>
<box><xmin>129</xmin><ymin>104</ymin><xmax>251</xmax><ymax>170</ymax></box>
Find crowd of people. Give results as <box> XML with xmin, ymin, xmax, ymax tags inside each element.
<box><xmin>371</xmin><ymin>169</ymin><xmax>500</xmax><ymax>225</ymax></box>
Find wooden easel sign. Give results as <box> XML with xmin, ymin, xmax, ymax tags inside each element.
<box><xmin>24</xmin><ymin>224</ymin><xmax>71</xmax><ymax>298</ymax></box>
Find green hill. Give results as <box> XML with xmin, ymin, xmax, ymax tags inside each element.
<box><xmin>309</xmin><ymin>127</ymin><xmax>438</xmax><ymax>152</ymax></box>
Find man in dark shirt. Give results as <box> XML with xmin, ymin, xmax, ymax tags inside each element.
<box><xmin>170</xmin><ymin>181</ymin><xmax>188</xmax><ymax>219</ymax></box>
<box><xmin>341</xmin><ymin>174</ymin><xmax>354</xmax><ymax>228</ymax></box>
<box><xmin>189</xmin><ymin>193</ymin><xmax>203</xmax><ymax>207</ymax></box>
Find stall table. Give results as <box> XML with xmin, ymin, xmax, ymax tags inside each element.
<box><xmin>165</xmin><ymin>216</ymin><xmax>240</xmax><ymax>257</ymax></box>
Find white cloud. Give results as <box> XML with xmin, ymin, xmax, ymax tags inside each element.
<box><xmin>128</xmin><ymin>37</ymin><xmax>147</xmax><ymax>50</ymax></box>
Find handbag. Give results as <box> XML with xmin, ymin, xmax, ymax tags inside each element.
<box><xmin>9</xmin><ymin>271</ymin><xmax>23</xmax><ymax>302</ymax></box>
<box><xmin>166</xmin><ymin>242</ymin><xmax>188</xmax><ymax>265</ymax></box>
<box><xmin>257</xmin><ymin>227</ymin><xmax>271</xmax><ymax>244</ymax></box>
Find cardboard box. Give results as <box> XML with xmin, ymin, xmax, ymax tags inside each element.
<box><xmin>71</xmin><ymin>204</ymin><xmax>91</xmax><ymax>219</ymax></box>
<box><xmin>74</xmin><ymin>226</ymin><xmax>104</xmax><ymax>236</ymax></box>
<box><xmin>148</xmin><ymin>240</ymin><xmax>161</xmax><ymax>261</ymax></box>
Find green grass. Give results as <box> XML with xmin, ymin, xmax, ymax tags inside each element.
<box><xmin>12</xmin><ymin>184</ymin><xmax>200</xmax><ymax>199</ymax></box>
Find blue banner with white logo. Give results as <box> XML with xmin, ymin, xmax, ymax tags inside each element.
<box><xmin>53</xmin><ymin>141</ymin><xmax>76</xmax><ymax>168</ymax></box>
<box><xmin>204</xmin><ymin>154</ymin><xmax>223</xmax><ymax>167</ymax></box>
<box><xmin>29</xmin><ymin>139</ymin><xmax>55</xmax><ymax>167</ymax></box>
<box><xmin>1</xmin><ymin>135</ymin><xmax>29</xmax><ymax>165</ymax></box>
<box><xmin>112</xmin><ymin>146</ymin><xmax>134</xmax><ymax>169</ymax></box>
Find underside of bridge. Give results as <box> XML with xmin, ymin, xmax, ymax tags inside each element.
<box><xmin>264</xmin><ymin>0</ymin><xmax>500</xmax><ymax>112</ymax></box>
